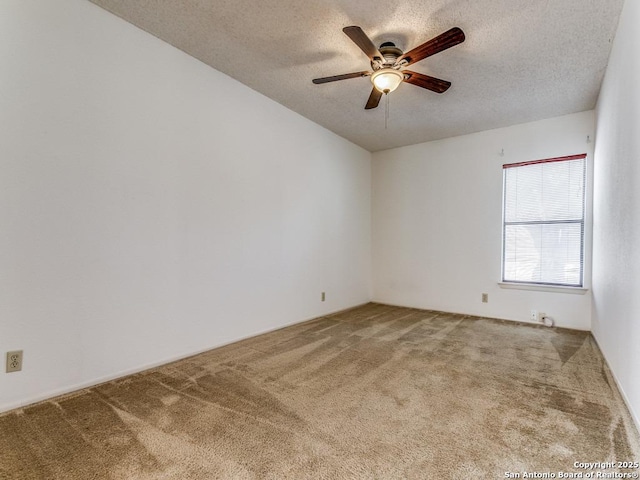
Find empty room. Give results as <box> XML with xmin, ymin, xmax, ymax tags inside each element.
<box><xmin>1</xmin><ymin>0</ymin><xmax>639</xmax><ymax>478</ymax></box>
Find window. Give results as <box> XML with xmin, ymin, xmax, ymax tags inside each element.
<box><xmin>502</xmin><ymin>154</ymin><xmax>586</xmax><ymax>287</ymax></box>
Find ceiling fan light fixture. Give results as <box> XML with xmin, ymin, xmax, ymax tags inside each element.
<box><xmin>371</xmin><ymin>68</ymin><xmax>404</xmax><ymax>93</ymax></box>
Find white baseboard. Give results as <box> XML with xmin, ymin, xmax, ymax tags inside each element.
<box><xmin>591</xmin><ymin>334</ymin><xmax>640</xmax><ymax>435</ymax></box>
<box><xmin>371</xmin><ymin>300</ymin><xmax>590</xmax><ymax>331</ymax></box>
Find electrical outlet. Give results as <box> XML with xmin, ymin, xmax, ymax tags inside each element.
<box><xmin>482</xmin><ymin>293</ymin><xmax>488</xmax><ymax>303</ymax></box>
<box><xmin>530</xmin><ymin>310</ymin><xmax>538</xmax><ymax>322</ymax></box>
<box><xmin>6</xmin><ymin>350</ymin><xmax>23</xmax><ymax>373</ymax></box>
<box><xmin>321</xmin><ymin>292</ymin><xmax>326</xmax><ymax>302</ymax></box>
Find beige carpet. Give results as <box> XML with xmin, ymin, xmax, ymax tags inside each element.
<box><xmin>1</xmin><ymin>303</ymin><xmax>639</xmax><ymax>479</ymax></box>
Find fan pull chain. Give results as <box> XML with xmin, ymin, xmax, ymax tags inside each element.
<box><xmin>385</xmin><ymin>93</ymin><xmax>390</xmax><ymax>129</ymax></box>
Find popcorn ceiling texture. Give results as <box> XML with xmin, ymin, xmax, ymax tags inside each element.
<box><xmin>1</xmin><ymin>303</ymin><xmax>638</xmax><ymax>479</ymax></box>
<box><xmin>87</xmin><ymin>0</ymin><xmax>624</xmax><ymax>151</ymax></box>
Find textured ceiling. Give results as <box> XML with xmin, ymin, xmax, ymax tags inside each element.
<box><xmin>88</xmin><ymin>0</ymin><xmax>624</xmax><ymax>152</ymax></box>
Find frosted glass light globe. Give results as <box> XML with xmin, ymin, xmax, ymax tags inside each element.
<box><xmin>371</xmin><ymin>68</ymin><xmax>404</xmax><ymax>93</ymax></box>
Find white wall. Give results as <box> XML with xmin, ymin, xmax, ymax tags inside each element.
<box><xmin>0</xmin><ymin>0</ymin><xmax>371</xmax><ymax>413</ymax></box>
<box><xmin>592</xmin><ymin>0</ymin><xmax>640</xmax><ymax>429</ymax></box>
<box><xmin>372</xmin><ymin>111</ymin><xmax>595</xmax><ymax>330</ymax></box>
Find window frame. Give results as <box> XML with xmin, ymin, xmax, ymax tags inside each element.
<box><xmin>501</xmin><ymin>153</ymin><xmax>587</xmax><ymax>288</ymax></box>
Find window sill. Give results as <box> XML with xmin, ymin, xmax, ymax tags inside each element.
<box><xmin>497</xmin><ymin>282</ymin><xmax>589</xmax><ymax>295</ymax></box>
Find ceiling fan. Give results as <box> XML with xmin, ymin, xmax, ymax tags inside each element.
<box><xmin>313</xmin><ymin>26</ymin><xmax>465</xmax><ymax>109</ymax></box>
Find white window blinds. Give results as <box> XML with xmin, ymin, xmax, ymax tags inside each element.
<box><xmin>502</xmin><ymin>154</ymin><xmax>586</xmax><ymax>287</ymax></box>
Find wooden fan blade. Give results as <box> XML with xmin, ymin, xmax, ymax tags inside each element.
<box><xmin>399</xmin><ymin>27</ymin><xmax>465</xmax><ymax>66</ymax></box>
<box><xmin>403</xmin><ymin>71</ymin><xmax>451</xmax><ymax>93</ymax></box>
<box><xmin>312</xmin><ymin>71</ymin><xmax>370</xmax><ymax>84</ymax></box>
<box><xmin>365</xmin><ymin>87</ymin><xmax>383</xmax><ymax>109</ymax></box>
<box><xmin>343</xmin><ymin>26</ymin><xmax>384</xmax><ymax>62</ymax></box>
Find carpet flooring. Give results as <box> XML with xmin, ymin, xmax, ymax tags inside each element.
<box><xmin>1</xmin><ymin>303</ymin><xmax>639</xmax><ymax>479</ymax></box>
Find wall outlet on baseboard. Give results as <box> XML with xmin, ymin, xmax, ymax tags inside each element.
<box><xmin>530</xmin><ymin>310</ymin><xmax>546</xmax><ymax>322</ymax></box>
<box><xmin>321</xmin><ymin>292</ymin><xmax>326</xmax><ymax>302</ymax></box>
<box><xmin>481</xmin><ymin>293</ymin><xmax>488</xmax><ymax>303</ymax></box>
<box><xmin>6</xmin><ymin>350</ymin><xmax>23</xmax><ymax>373</ymax></box>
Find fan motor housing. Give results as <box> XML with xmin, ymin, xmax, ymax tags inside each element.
<box><xmin>374</xmin><ymin>41</ymin><xmax>403</xmax><ymax>69</ymax></box>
